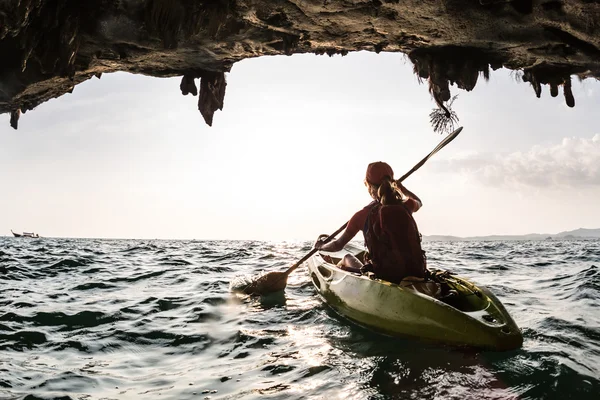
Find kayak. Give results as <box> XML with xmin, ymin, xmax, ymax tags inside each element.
<box><xmin>306</xmin><ymin>245</ymin><xmax>523</xmax><ymax>351</ymax></box>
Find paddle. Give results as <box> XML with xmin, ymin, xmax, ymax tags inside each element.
<box><xmin>240</xmin><ymin>126</ymin><xmax>463</xmax><ymax>295</ymax></box>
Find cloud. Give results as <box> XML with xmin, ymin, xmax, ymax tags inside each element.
<box><xmin>437</xmin><ymin>134</ymin><xmax>600</xmax><ymax>188</ymax></box>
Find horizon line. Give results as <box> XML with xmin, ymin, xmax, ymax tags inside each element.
<box><xmin>2</xmin><ymin>227</ymin><xmax>599</xmax><ymax>242</ymax></box>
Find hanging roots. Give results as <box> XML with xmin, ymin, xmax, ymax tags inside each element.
<box><xmin>430</xmin><ymin>95</ymin><xmax>459</xmax><ymax>135</ymax></box>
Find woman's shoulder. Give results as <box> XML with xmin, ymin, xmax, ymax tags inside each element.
<box><xmin>348</xmin><ymin>203</ymin><xmax>375</xmax><ymax>232</ymax></box>
<box><xmin>353</xmin><ymin>205</ymin><xmax>372</xmax><ymax>220</ymax></box>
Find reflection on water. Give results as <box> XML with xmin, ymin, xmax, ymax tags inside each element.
<box><xmin>0</xmin><ymin>238</ymin><xmax>598</xmax><ymax>399</ymax></box>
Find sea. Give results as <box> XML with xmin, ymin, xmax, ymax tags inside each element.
<box><xmin>0</xmin><ymin>237</ymin><xmax>598</xmax><ymax>400</ymax></box>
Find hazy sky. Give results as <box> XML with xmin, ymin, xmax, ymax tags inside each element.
<box><xmin>1</xmin><ymin>51</ymin><xmax>599</xmax><ymax>240</ymax></box>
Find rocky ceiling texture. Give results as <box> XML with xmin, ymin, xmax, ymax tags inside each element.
<box><xmin>1</xmin><ymin>0</ymin><xmax>600</xmax><ymax>130</ymax></box>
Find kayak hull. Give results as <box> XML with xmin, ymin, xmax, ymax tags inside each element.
<box><xmin>307</xmin><ymin>250</ymin><xmax>523</xmax><ymax>351</ymax></box>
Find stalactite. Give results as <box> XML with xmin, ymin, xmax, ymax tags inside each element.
<box><xmin>10</xmin><ymin>109</ymin><xmax>21</xmax><ymax>130</ymax></box>
<box><xmin>198</xmin><ymin>72</ymin><xmax>227</xmax><ymax>126</ymax></box>
<box><xmin>550</xmin><ymin>82</ymin><xmax>559</xmax><ymax>97</ymax></box>
<box><xmin>180</xmin><ymin>75</ymin><xmax>198</xmax><ymax>96</ymax></box>
<box><xmin>563</xmin><ymin>77</ymin><xmax>575</xmax><ymax>107</ymax></box>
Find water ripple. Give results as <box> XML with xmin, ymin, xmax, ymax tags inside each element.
<box><xmin>0</xmin><ymin>237</ymin><xmax>598</xmax><ymax>399</ymax></box>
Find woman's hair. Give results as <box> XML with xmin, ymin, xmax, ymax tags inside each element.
<box><xmin>369</xmin><ymin>178</ymin><xmax>403</xmax><ymax>205</ymax></box>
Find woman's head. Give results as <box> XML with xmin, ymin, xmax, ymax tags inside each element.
<box><xmin>365</xmin><ymin>161</ymin><xmax>394</xmax><ymax>186</ymax></box>
<box><xmin>365</xmin><ymin>162</ymin><xmax>402</xmax><ymax>205</ymax></box>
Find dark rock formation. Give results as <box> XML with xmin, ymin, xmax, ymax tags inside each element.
<box><xmin>1</xmin><ymin>0</ymin><xmax>599</xmax><ymax>130</ymax></box>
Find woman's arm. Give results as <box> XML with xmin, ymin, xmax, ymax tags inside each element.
<box><xmin>315</xmin><ymin>228</ymin><xmax>358</xmax><ymax>252</ymax></box>
<box><xmin>396</xmin><ymin>182</ymin><xmax>422</xmax><ymax>211</ymax></box>
<box><xmin>314</xmin><ymin>208</ymin><xmax>366</xmax><ymax>252</ymax></box>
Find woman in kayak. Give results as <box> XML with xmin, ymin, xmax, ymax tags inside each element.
<box><xmin>313</xmin><ymin>161</ymin><xmax>427</xmax><ymax>283</ymax></box>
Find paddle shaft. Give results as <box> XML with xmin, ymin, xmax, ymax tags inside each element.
<box><xmin>282</xmin><ymin>223</ymin><xmax>348</xmax><ymax>277</ymax></box>
<box><xmin>396</xmin><ymin>126</ymin><xmax>462</xmax><ymax>183</ymax></box>
<box><xmin>283</xmin><ymin>126</ymin><xmax>463</xmax><ymax>277</ymax></box>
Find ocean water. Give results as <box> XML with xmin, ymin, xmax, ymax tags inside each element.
<box><xmin>0</xmin><ymin>237</ymin><xmax>598</xmax><ymax>400</ymax></box>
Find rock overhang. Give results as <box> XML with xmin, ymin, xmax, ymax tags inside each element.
<box><xmin>1</xmin><ymin>0</ymin><xmax>599</xmax><ymax>131</ymax></box>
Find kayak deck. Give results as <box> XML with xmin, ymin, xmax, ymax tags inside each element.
<box><xmin>307</xmin><ymin>247</ymin><xmax>523</xmax><ymax>351</ymax></box>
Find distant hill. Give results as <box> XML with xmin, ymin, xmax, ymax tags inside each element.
<box><xmin>554</xmin><ymin>228</ymin><xmax>600</xmax><ymax>238</ymax></box>
<box><xmin>425</xmin><ymin>235</ymin><xmax>467</xmax><ymax>242</ymax></box>
<box><xmin>423</xmin><ymin>228</ymin><xmax>600</xmax><ymax>242</ymax></box>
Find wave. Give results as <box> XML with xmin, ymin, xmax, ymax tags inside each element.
<box><xmin>0</xmin><ymin>237</ymin><xmax>598</xmax><ymax>400</ymax></box>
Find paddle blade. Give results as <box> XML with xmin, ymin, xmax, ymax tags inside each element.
<box><xmin>229</xmin><ymin>274</ymin><xmax>260</xmax><ymax>293</ymax></box>
<box><xmin>230</xmin><ymin>271</ymin><xmax>289</xmax><ymax>295</ymax></box>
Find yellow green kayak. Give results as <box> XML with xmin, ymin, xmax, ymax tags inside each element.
<box><xmin>307</xmin><ymin>246</ymin><xmax>523</xmax><ymax>351</ymax></box>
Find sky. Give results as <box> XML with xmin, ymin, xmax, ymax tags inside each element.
<box><xmin>1</xmin><ymin>51</ymin><xmax>599</xmax><ymax>240</ymax></box>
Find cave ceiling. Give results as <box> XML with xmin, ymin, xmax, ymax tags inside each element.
<box><xmin>1</xmin><ymin>0</ymin><xmax>599</xmax><ymax>130</ymax></box>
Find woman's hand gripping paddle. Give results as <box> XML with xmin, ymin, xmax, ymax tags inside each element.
<box><xmin>239</xmin><ymin>126</ymin><xmax>463</xmax><ymax>295</ymax></box>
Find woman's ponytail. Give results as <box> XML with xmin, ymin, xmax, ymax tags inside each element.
<box><xmin>377</xmin><ymin>178</ymin><xmax>402</xmax><ymax>205</ymax></box>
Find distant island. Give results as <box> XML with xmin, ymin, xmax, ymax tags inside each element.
<box><xmin>424</xmin><ymin>228</ymin><xmax>600</xmax><ymax>242</ymax></box>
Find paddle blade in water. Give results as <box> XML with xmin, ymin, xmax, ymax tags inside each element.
<box><xmin>229</xmin><ymin>274</ymin><xmax>258</xmax><ymax>293</ymax></box>
<box><xmin>229</xmin><ymin>271</ymin><xmax>289</xmax><ymax>295</ymax></box>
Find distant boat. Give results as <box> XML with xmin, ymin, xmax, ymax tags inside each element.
<box><xmin>11</xmin><ymin>230</ymin><xmax>40</xmax><ymax>238</ymax></box>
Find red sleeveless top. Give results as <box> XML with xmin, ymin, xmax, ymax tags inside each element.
<box><xmin>362</xmin><ymin>202</ymin><xmax>426</xmax><ymax>283</ymax></box>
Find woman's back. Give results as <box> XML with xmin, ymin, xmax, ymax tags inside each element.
<box><xmin>364</xmin><ymin>202</ymin><xmax>426</xmax><ymax>283</ymax></box>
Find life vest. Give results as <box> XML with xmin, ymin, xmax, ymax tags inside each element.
<box><xmin>363</xmin><ymin>202</ymin><xmax>426</xmax><ymax>283</ymax></box>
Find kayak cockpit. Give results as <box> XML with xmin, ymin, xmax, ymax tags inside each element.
<box><xmin>320</xmin><ymin>252</ymin><xmax>488</xmax><ymax>313</ymax></box>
